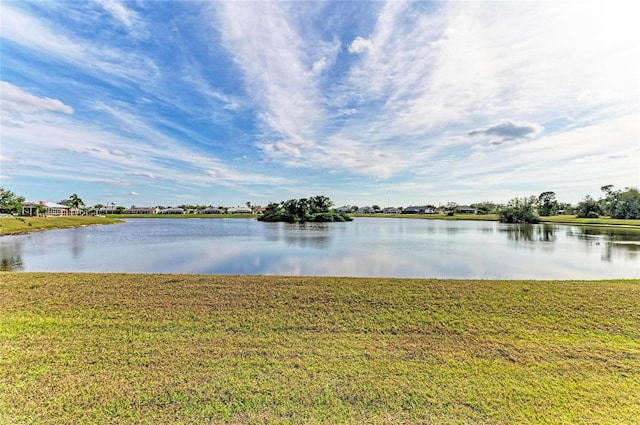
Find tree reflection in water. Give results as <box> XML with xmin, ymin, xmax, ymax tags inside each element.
<box><xmin>500</xmin><ymin>224</ymin><xmax>556</xmax><ymax>242</ymax></box>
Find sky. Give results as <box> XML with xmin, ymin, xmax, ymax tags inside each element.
<box><xmin>1</xmin><ymin>0</ymin><xmax>638</xmax><ymax>209</ymax></box>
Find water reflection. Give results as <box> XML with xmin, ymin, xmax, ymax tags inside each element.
<box><xmin>500</xmin><ymin>224</ymin><xmax>556</xmax><ymax>242</ymax></box>
<box><xmin>1</xmin><ymin>218</ymin><xmax>638</xmax><ymax>278</ymax></box>
<box><xmin>0</xmin><ymin>239</ymin><xmax>24</xmax><ymax>271</ymax></box>
<box><xmin>262</xmin><ymin>222</ymin><xmax>334</xmax><ymax>248</ymax></box>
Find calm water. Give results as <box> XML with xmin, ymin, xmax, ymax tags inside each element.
<box><xmin>1</xmin><ymin>218</ymin><xmax>638</xmax><ymax>278</ymax></box>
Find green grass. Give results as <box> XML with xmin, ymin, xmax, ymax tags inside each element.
<box><xmin>1</xmin><ymin>273</ymin><xmax>639</xmax><ymax>424</ymax></box>
<box><xmin>0</xmin><ymin>216</ymin><xmax>123</xmax><ymax>235</ymax></box>
<box><xmin>355</xmin><ymin>213</ymin><xmax>640</xmax><ymax>228</ymax></box>
<box><xmin>353</xmin><ymin>213</ymin><xmax>501</xmax><ymax>221</ymax></box>
<box><xmin>538</xmin><ymin>215</ymin><xmax>640</xmax><ymax>227</ymax></box>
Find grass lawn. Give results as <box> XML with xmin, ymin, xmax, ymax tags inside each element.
<box><xmin>1</xmin><ymin>273</ymin><xmax>638</xmax><ymax>424</ymax></box>
<box><xmin>351</xmin><ymin>213</ymin><xmax>501</xmax><ymax>221</ymax></box>
<box><xmin>538</xmin><ymin>215</ymin><xmax>640</xmax><ymax>227</ymax></box>
<box><xmin>0</xmin><ymin>216</ymin><xmax>122</xmax><ymax>236</ymax></box>
<box><xmin>354</xmin><ymin>213</ymin><xmax>640</xmax><ymax>228</ymax></box>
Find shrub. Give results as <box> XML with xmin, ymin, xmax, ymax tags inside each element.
<box><xmin>499</xmin><ymin>196</ymin><xmax>539</xmax><ymax>224</ymax></box>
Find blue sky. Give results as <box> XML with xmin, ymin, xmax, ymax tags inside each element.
<box><xmin>1</xmin><ymin>0</ymin><xmax>638</xmax><ymax>208</ymax></box>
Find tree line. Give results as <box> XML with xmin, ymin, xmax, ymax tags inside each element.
<box><xmin>499</xmin><ymin>185</ymin><xmax>640</xmax><ymax>223</ymax></box>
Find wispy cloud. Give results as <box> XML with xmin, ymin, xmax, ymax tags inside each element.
<box><xmin>1</xmin><ymin>81</ymin><xmax>73</xmax><ymax>117</ymax></box>
<box><xmin>1</xmin><ymin>3</ymin><xmax>158</xmax><ymax>83</ymax></box>
<box><xmin>1</xmin><ymin>1</ymin><xmax>637</xmax><ymax>206</ymax></box>
<box><xmin>213</xmin><ymin>2</ymin><xmax>324</xmax><ymax>156</ymax></box>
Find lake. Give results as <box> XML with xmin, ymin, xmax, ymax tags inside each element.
<box><xmin>1</xmin><ymin>218</ymin><xmax>638</xmax><ymax>278</ymax></box>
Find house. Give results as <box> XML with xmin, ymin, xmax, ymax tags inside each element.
<box><xmin>22</xmin><ymin>201</ymin><xmax>77</xmax><ymax>217</ymax></box>
<box><xmin>456</xmin><ymin>205</ymin><xmax>478</xmax><ymax>214</ymax></box>
<box><xmin>336</xmin><ymin>206</ymin><xmax>351</xmax><ymax>213</ymax></box>
<box><xmin>382</xmin><ymin>207</ymin><xmax>400</xmax><ymax>214</ymax></box>
<box><xmin>125</xmin><ymin>207</ymin><xmax>159</xmax><ymax>214</ymax></box>
<box><xmin>402</xmin><ymin>205</ymin><xmax>437</xmax><ymax>214</ymax></box>
<box><xmin>158</xmin><ymin>207</ymin><xmax>184</xmax><ymax>214</ymax></box>
<box><xmin>357</xmin><ymin>206</ymin><xmax>376</xmax><ymax>214</ymax></box>
<box><xmin>201</xmin><ymin>207</ymin><xmax>224</xmax><ymax>214</ymax></box>
<box><xmin>227</xmin><ymin>207</ymin><xmax>252</xmax><ymax>214</ymax></box>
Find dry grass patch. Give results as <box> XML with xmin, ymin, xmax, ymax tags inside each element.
<box><xmin>1</xmin><ymin>274</ymin><xmax>639</xmax><ymax>424</ymax></box>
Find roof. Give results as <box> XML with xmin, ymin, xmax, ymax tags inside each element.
<box><xmin>44</xmin><ymin>202</ymin><xmax>71</xmax><ymax>209</ymax></box>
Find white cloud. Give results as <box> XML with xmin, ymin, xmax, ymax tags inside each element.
<box><xmin>213</xmin><ymin>2</ymin><xmax>323</xmax><ymax>157</ymax></box>
<box><xmin>96</xmin><ymin>0</ymin><xmax>148</xmax><ymax>39</ymax></box>
<box><xmin>0</xmin><ymin>4</ymin><xmax>158</xmax><ymax>83</ymax></box>
<box><xmin>1</xmin><ymin>84</ymin><xmax>284</xmax><ymax>190</ymax></box>
<box><xmin>1</xmin><ymin>81</ymin><xmax>73</xmax><ymax>116</ymax></box>
<box><xmin>348</xmin><ymin>36</ymin><xmax>372</xmax><ymax>54</ymax></box>
<box><xmin>97</xmin><ymin>0</ymin><xmax>136</xmax><ymax>28</ymax></box>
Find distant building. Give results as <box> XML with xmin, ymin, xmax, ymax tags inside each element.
<box><xmin>125</xmin><ymin>207</ymin><xmax>159</xmax><ymax>214</ymax></box>
<box><xmin>22</xmin><ymin>201</ymin><xmax>77</xmax><ymax>217</ymax></box>
<box><xmin>456</xmin><ymin>205</ymin><xmax>478</xmax><ymax>214</ymax></box>
<box><xmin>158</xmin><ymin>207</ymin><xmax>184</xmax><ymax>214</ymax></box>
<box><xmin>201</xmin><ymin>207</ymin><xmax>224</xmax><ymax>214</ymax></box>
<box><xmin>357</xmin><ymin>206</ymin><xmax>376</xmax><ymax>214</ymax></box>
<box><xmin>227</xmin><ymin>207</ymin><xmax>252</xmax><ymax>214</ymax></box>
<box><xmin>402</xmin><ymin>205</ymin><xmax>437</xmax><ymax>214</ymax></box>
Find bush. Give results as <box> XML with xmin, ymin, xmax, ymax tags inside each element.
<box><xmin>257</xmin><ymin>196</ymin><xmax>353</xmax><ymax>223</ymax></box>
<box><xmin>499</xmin><ymin>196</ymin><xmax>539</xmax><ymax>224</ymax></box>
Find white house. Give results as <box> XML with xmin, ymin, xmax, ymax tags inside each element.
<box><xmin>22</xmin><ymin>201</ymin><xmax>77</xmax><ymax>217</ymax></box>
<box><xmin>227</xmin><ymin>207</ymin><xmax>252</xmax><ymax>214</ymax></box>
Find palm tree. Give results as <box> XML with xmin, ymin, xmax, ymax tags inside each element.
<box><xmin>69</xmin><ymin>194</ymin><xmax>84</xmax><ymax>216</ymax></box>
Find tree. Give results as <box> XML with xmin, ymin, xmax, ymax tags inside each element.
<box><xmin>309</xmin><ymin>195</ymin><xmax>333</xmax><ymax>213</ymax></box>
<box><xmin>613</xmin><ymin>187</ymin><xmax>640</xmax><ymax>219</ymax></box>
<box><xmin>68</xmin><ymin>194</ymin><xmax>84</xmax><ymax>211</ymax></box>
<box><xmin>36</xmin><ymin>204</ymin><xmax>48</xmax><ymax>217</ymax></box>
<box><xmin>537</xmin><ymin>191</ymin><xmax>558</xmax><ymax>216</ymax></box>
<box><xmin>499</xmin><ymin>196</ymin><xmax>539</xmax><ymax>223</ymax></box>
<box><xmin>444</xmin><ymin>202</ymin><xmax>458</xmax><ymax>216</ymax></box>
<box><xmin>575</xmin><ymin>195</ymin><xmax>601</xmax><ymax>218</ymax></box>
<box><xmin>598</xmin><ymin>185</ymin><xmax>640</xmax><ymax>219</ymax></box>
<box><xmin>471</xmin><ymin>201</ymin><xmax>498</xmax><ymax>215</ymax></box>
<box><xmin>258</xmin><ymin>196</ymin><xmax>351</xmax><ymax>223</ymax></box>
<box><xmin>0</xmin><ymin>187</ymin><xmax>25</xmax><ymax>216</ymax></box>
<box><xmin>372</xmin><ymin>205</ymin><xmax>381</xmax><ymax>212</ymax></box>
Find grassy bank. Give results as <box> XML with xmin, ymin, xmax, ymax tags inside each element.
<box><xmin>1</xmin><ymin>273</ymin><xmax>639</xmax><ymax>424</ymax></box>
<box><xmin>0</xmin><ymin>216</ymin><xmax>123</xmax><ymax>236</ymax></box>
<box><xmin>352</xmin><ymin>213</ymin><xmax>500</xmax><ymax>221</ymax></box>
<box><xmin>538</xmin><ymin>215</ymin><xmax>640</xmax><ymax>227</ymax></box>
<box><xmin>354</xmin><ymin>213</ymin><xmax>640</xmax><ymax>227</ymax></box>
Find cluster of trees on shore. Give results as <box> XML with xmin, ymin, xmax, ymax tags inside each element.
<box><xmin>258</xmin><ymin>195</ymin><xmax>352</xmax><ymax>223</ymax></box>
<box><xmin>499</xmin><ymin>185</ymin><xmax>640</xmax><ymax>223</ymax></box>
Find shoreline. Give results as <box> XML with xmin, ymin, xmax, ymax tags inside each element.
<box><xmin>2</xmin><ymin>213</ymin><xmax>639</xmax><ymax>236</ymax></box>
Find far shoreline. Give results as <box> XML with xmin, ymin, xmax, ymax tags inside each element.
<box><xmin>1</xmin><ymin>213</ymin><xmax>639</xmax><ymax>236</ymax></box>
